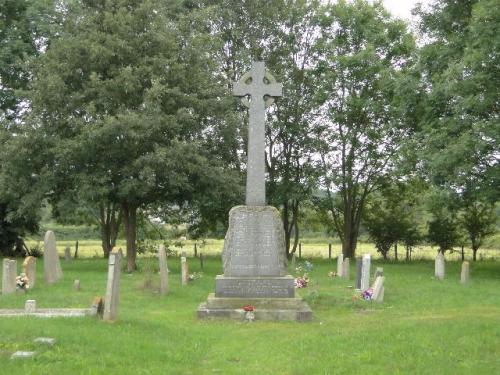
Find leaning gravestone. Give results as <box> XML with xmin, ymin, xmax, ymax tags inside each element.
<box><xmin>435</xmin><ymin>253</ymin><xmax>445</xmax><ymax>281</ymax></box>
<box><xmin>342</xmin><ymin>258</ymin><xmax>350</xmax><ymax>279</ymax></box>
<box><xmin>361</xmin><ymin>254</ymin><xmax>371</xmax><ymax>291</ymax></box>
<box><xmin>460</xmin><ymin>261</ymin><xmax>470</xmax><ymax>285</ymax></box>
<box><xmin>158</xmin><ymin>245</ymin><xmax>169</xmax><ymax>295</ymax></box>
<box><xmin>372</xmin><ymin>276</ymin><xmax>385</xmax><ymax>303</ymax></box>
<box><xmin>103</xmin><ymin>249</ymin><xmax>122</xmax><ymax>321</ymax></box>
<box><xmin>374</xmin><ymin>267</ymin><xmax>384</xmax><ymax>279</ymax></box>
<box><xmin>2</xmin><ymin>259</ymin><xmax>17</xmax><ymax>295</ymax></box>
<box><xmin>337</xmin><ymin>253</ymin><xmax>344</xmax><ymax>277</ymax></box>
<box><xmin>23</xmin><ymin>256</ymin><xmax>36</xmax><ymax>289</ymax></box>
<box><xmin>43</xmin><ymin>230</ymin><xmax>63</xmax><ymax>284</ymax></box>
<box><xmin>198</xmin><ymin>62</ymin><xmax>311</xmax><ymax>321</ymax></box>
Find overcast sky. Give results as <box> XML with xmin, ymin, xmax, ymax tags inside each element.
<box><xmin>382</xmin><ymin>0</ymin><xmax>432</xmax><ymax>20</ymax></box>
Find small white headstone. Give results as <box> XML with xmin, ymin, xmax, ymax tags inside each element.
<box><xmin>43</xmin><ymin>230</ymin><xmax>63</xmax><ymax>284</ymax></box>
<box><xmin>337</xmin><ymin>253</ymin><xmax>344</xmax><ymax>277</ymax></box>
<box><xmin>361</xmin><ymin>254</ymin><xmax>371</xmax><ymax>291</ymax></box>
<box><xmin>435</xmin><ymin>253</ymin><xmax>445</xmax><ymax>280</ymax></box>
<box><xmin>2</xmin><ymin>259</ymin><xmax>17</xmax><ymax>295</ymax></box>
<box><xmin>10</xmin><ymin>351</ymin><xmax>35</xmax><ymax>359</ymax></box>
<box><xmin>342</xmin><ymin>258</ymin><xmax>350</xmax><ymax>279</ymax></box>
<box><xmin>103</xmin><ymin>249</ymin><xmax>122</xmax><ymax>321</ymax></box>
<box><xmin>460</xmin><ymin>261</ymin><xmax>470</xmax><ymax>285</ymax></box>
<box><xmin>64</xmin><ymin>247</ymin><xmax>72</xmax><ymax>261</ymax></box>
<box><xmin>34</xmin><ymin>337</ymin><xmax>56</xmax><ymax>346</ymax></box>
<box><xmin>181</xmin><ymin>256</ymin><xmax>189</xmax><ymax>286</ymax></box>
<box><xmin>25</xmin><ymin>299</ymin><xmax>37</xmax><ymax>313</ymax></box>
<box><xmin>23</xmin><ymin>256</ymin><xmax>36</xmax><ymax>289</ymax></box>
<box><xmin>73</xmin><ymin>279</ymin><xmax>81</xmax><ymax>291</ymax></box>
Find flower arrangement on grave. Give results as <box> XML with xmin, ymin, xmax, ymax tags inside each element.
<box><xmin>188</xmin><ymin>272</ymin><xmax>203</xmax><ymax>281</ymax></box>
<box><xmin>294</xmin><ymin>273</ymin><xmax>309</xmax><ymax>288</ymax></box>
<box><xmin>16</xmin><ymin>273</ymin><xmax>29</xmax><ymax>290</ymax></box>
<box><xmin>328</xmin><ymin>271</ymin><xmax>337</xmax><ymax>278</ymax></box>
<box><xmin>361</xmin><ymin>288</ymin><xmax>373</xmax><ymax>301</ymax></box>
<box><xmin>242</xmin><ymin>305</ymin><xmax>256</xmax><ymax>321</ymax></box>
<box><xmin>243</xmin><ymin>305</ymin><xmax>255</xmax><ymax>312</ymax></box>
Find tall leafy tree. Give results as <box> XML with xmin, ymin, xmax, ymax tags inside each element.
<box><xmin>312</xmin><ymin>0</ymin><xmax>416</xmax><ymax>258</ymax></box>
<box><xmin>28</xmin><ymin>0</ymin><xmax>232</xmax><ymax>271</ymax></box>
<box><xmin>415</xmin><ymin>0</ymin><xmax>499</xmax><ymax>201</ymax></box>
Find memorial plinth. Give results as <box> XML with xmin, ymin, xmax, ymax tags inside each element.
<box><xmin>198</xmin><ymin>207</ymin><xmax>312</xmax><ymax>321</ymax></box>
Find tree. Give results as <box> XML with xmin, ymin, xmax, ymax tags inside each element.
<box><xmin>363</xmin><ymin>181</ymin><xmax>423</xmax><ymax>260</ymax></box>
<box><xmin>312</xmin><ymin>0</ymin><xmax>416</xmax><ymax>258</ymax></box>
<box><xmin>426</xmin><ymin>190</ymin><xmax>461</xmax><ymax>254</ymax></box>
<box><xmin>28</xmin><ymin>0</ymin><xmax>231</xmax><ymax>271</ymax></box>
<box><xmin>460</xmin><ymin>198</ymin><xmax>496</xmax><ymax>261</ymax></box>
<box><xmin>415</xmin><ymin>0</ymin><xmax>499</xmax><ymax>201</ymax></box>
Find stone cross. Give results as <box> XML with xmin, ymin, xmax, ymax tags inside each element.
<box><xmin>2</xmin><ymin>259</ymin><xmax>17</xmax><ymax>295</ymax></box>
<box><xmin>43</xmin><ymin>230</ymin><xmax>63</xmax><ymax>284</ymax></box>
<box><xmin>103</xmin><ymin>249</ymin><xmax>122</xmax><ymax>321</ymax></box>
<box><xmin>361</xmin><ymin>254</ymin><xmax>371</xmax><ymax>291</ymax></box>
<box><xmin>435</xmin><ymin>253</ymin><xmax>445</xmax><ymax>281</ymax></box>
<box><xmin>23</xmin><ymin>256</ymin><xmax>36</xmax><ymax>289</ymax></box>
<box><xmin>460</xmin><ymin>261</ymin><xmax>470</xmax><ymax>285</ymax></box>
<box><xmin>233</xmin><ymin>61</ymin><xmax>283</xmax><ymax>206</ymax></box>
<box><xmin>158</xmin><ymin>244</ymin><xmax>169</xmax><ymax>295</ymax></box>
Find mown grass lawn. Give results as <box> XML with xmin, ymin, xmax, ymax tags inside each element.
<box><xmin>1</xmin><ymin>255</ymin><xmax>499</xmax><ymax>374</ymax></box>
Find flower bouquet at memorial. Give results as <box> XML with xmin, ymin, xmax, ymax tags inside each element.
<box><xmin>16</xmin><ymin>273</ymin><xmax>29</xmax><ymax>291</ymax></box>
<box><xmin>328</xmin><ymin>271</ymin><xmax>337</xmax><ymax>278</ymax></box>
<box><xmin>294</xmin><ymin>274</ymin><xmax>309</xmax><ymax>288</ymax></box>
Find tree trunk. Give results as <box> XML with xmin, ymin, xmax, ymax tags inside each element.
<box><xmin>122</xmin><ymin>202</ymin><xmax>137</xmax><ymax>272</ymax></box>
<box><xmin>394</xmin><ymin>242</ymin><xmax>398</xmax><ymax>261</ymax></box>
<box><xmin>342</xmin><ymin>211</ymin><xmax>358</xmax><ymax>258</ymax></box>
<box><xmin>461</xmin><ymin>245</ymin><xmax>464</xmax><ymax>261</ymax></box>
<box><xmin>99</xmin><ymin>202</ymin><xmax>122</xmax><ymax>258</ymax></box>
<box><xmin>472</xmin><ymin>247</ymin><xmax>478</xmax><ymax>261</ymax></box>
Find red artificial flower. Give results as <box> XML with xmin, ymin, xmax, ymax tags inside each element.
<box><xmin>243</xmin><ymin>305</ymin><xmax>255</xmax><ymax>312</ymax></box>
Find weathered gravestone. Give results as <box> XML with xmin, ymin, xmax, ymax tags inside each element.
<box><xmin>342</xmin><ymin>258</ymin><xmax>350</xmax><ymax>279</ymax></box>
<box><xmin>2</xmin><ymin>259</ymin><xmax>17</xmax><ymax>295</ymax></box>
<box><xmin>103</xmin><ymin>249</ymin><xmax>122</xmax><ymax>321</ymax></box>
<box><xmin>25</xmin><ymin>300</ymin><xmax>36</xmax><ymax>313</ymax></box>
<box><xmin>73</xmin><ymin>279</ymin><xmax>80</xmax><ymax>291</ymax></box>
<box><xmin>361</xmin><ymin>254</ymin><xmax>371</xmax><ymax>291</ymax></box>
<box><xmin>372</xmin><ymin>276</ymin><xmax>385</xmax><ymax>303</ymax></box>
<box><xmin>181</xmin><ymin>256</ymin><xmax>189</xmax><ymax>286</ymax></box>
<box><xmin>374</xmin><ymin>267</ymin><xmax>384</xmax><ymax>279</ymax></box>
<box><xmin>158</xmin><ymin>244</ymin><xmax>169</xmax><ymax>295</ymax></box>
<box><xmin>43</xmin><ymin>230</ymin><xmax>63</xmax><ymax>284</ymax></box>
<box><xmin>198</xmin><ymin>62</ymin><xmax>311</xmax><ymax>321</ymax></box>
<box><xmin>355</xmin><ymin>257</ymin><xmax>362</xmax><ymax>290</ymax></box>
<box><xmin>460</xmin><ymin>261</ymin><xmax>470</xmax><ymax>285</ymax></box>
<box><xmin>435</xmin><ymin>253</ymin><xmax>445</xmax><ymax>280</ymax></box>
<box><xmin>337</xmin><ymin>253</ymin><xmax>344</xmax><ymax>277</ymax></box>
<box><xmin>23</xmin><ymin>256</ymin><xmax>36</xmax><ymax>289</ymax></box>
<box><xmin>64</xmin><ymin>247</ymin><xmax>72</xmax><ymax>261</ymax></box>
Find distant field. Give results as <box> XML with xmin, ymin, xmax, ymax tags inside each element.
<box><xmin>25</xmin><ymin>238</ymin><xmax>500</xmax><ymax>262</ymax></box>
